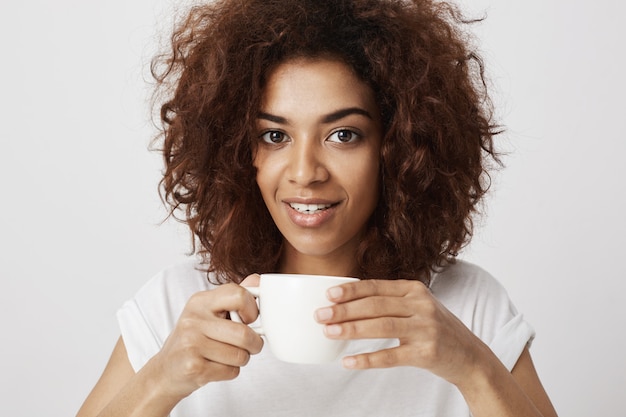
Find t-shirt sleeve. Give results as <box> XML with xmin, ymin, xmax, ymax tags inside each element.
<box><xmin>117</xmin><ymin>261</ymin><xmax>212</xmax><ymax>371</ymax></box>
<box><xmin>117</xmin><ymin>292</ymin><xmax>165</xmax><ymax>372</ymax></box>
<box><xmin>431</xmin><ymin>261</ymin><xmax>535</xmax><ymax>372</ymax></box>
<box><xmin>488</xmin><ymin>313</ymin><xmax>535</xmax><ymax>371</ymax></box>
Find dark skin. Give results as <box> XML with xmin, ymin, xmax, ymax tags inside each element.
<box><xmin>77</xmin><ymin>58</ymin><xmax>557</xmax><ymax>417</ymax></box>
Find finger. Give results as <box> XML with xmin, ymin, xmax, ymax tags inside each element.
<box><xmin>189</xmin><ymin>284</ymin><xmax>259</xmax><ymax>324</ymax></box>
<box><xmin>327</xmin><ymin>279</ymin><xmax>428</xmax><ymax>303</ymax></box>
<box><xmin>193</xmin><ymin>310</ymin><xmax>263</xmax><ymax>354</ymax></box>
<box><xmin>201</xmin><ymin>318</ymin><xmax>264</xmax><ymax>354</ymax></box>
<box><xmin>315</xmin><ymin>295</ymin><xmax>414</xmax><ymax>324</ymax></box>
<box><xmin>202</xmin><ymin>362</ymin><xmax>241</xmax><ymax>383</ymax></box>
<box><xmin>341</xmin><ymin>346</ymin><xmax>410</xmax><ymax>370</ymax></box>
<box><xmin>197</xmin><ymin>336</ymin><xmax>255</xmax><ymax>368</ymax></box>
<box><xmin>323</xmin><ymin>316</ymin><xmax>415</xmax><ymax>340</ymax></box>
<box><xmin>240</xmin><ymin>273</ymin><xmax>260</xmax><ymax>287</ymax></box>
<box><xmin>187</xmin><ymin>284</ymin><xmax>250</xmax><ymax>313</ymax></box>
<box><xmin>173</xmin><ymin>313</ymin><xmax>263</xmax><ymax>354</ymax></box>
<box><xmin>237</xmin><ymin>274</ymin><xmax>262</xmax><ymax>323</ymax></box>
<box><xmin>176</xmin><ymin>352</ymin><xmax>242</xmax><ymax>386</ymax></box>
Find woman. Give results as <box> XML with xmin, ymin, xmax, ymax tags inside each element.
<box><xmin>77</xmin><ymin>0</ymin><xmax>558</xmax><ymax>416</ymax></box>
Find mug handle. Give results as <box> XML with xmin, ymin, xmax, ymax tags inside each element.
<box><xmin>229</xmin><ymin>286</ymin><xmax>263</xmax><ymax>335</ymax></box>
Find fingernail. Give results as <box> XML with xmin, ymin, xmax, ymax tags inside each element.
<box><xmin>343</xmin><ymin>357</ymin><xmax>357</xmax><ymax>368</ymax></box>
<box><xmin>327</xmin><ymin>286</ymin><xmax>343</xmax><ymax>300</ymax></box>
<box><xmin>315</xmin><ymin>307</ymin><xmax>333</xmax><ymax>321</ymax></box>
<box><xmin>325</xmin><ymin>324</ymin><xmax>342</xmax><ymax>336</ymax></box>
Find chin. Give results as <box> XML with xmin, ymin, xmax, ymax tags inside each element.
<box><xmin>286</xmin><ymin>235</ymin><xmax>355</xmax><ymax>258</ymax></box>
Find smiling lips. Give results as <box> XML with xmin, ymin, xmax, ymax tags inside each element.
<box><xmin>284</xmin><ymin>201</ymin><xmax>339</xmax><ymax>227</ymax></box>
<box><xmin>288</xmin><ymin>202</ymin><xmax>334</xmax><ymax>214</ymax></box>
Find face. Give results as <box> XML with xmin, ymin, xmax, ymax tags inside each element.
<box><xmin>253</xmin><ymin>58</ymin><xmax>383</xmax><ymax>274</ymax></box>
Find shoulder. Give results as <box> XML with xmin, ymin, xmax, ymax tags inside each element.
<box><xmin>429</xmin><ymin>260</ymin><xmax>535</xmax><ymax>369</ymax></box>
<box><xmin>430</xmin><ymin>259</ymin><xmax>520</xmax><ymax>338</ymax></box>
<box><xmin>117</xmin><ymin>258</ymin><xmax>218</xmax><ymax>369</ymax></box>
<box><xmin>430</xmin><ymin>259</ymin><xmax>509</xmax><ymax>304</ymax></box>
<box><xmin>121</xmin><ymin>258</ymin><xmax>219</xmax><ymax>337</ymax></box>
<box><xmin>131</xmin><ymin>258</ymin><xmax>217</xmax><ymax>309</ymax></box>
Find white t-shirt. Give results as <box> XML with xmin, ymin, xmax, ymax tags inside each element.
<box><xmin>118</xmin><ymin>259</ymin><xmax>534</xmax><ymax>417</ymax></box>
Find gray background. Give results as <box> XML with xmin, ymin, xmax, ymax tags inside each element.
<box><xmin>1</xmin><ymin>0</ymin><xmax>624</xmax><ymax>415</ymax></box>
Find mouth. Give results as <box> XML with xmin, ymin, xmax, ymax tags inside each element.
<box><xmin>288</xmin><ymin>202</ymin><xmax>336</xmax><ymax>214</ymax></box>
<box><xmin>283</xmin><ymin>199</ymin><xmax>341</xmax><ymax>227</ymax></box>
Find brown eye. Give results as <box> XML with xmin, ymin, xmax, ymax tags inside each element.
<box><xmin>260</xmin><ymin>131</ymin><xmax>288</xmax><ymax>143</ymax></box>
<box><xmin>328</xmin><ymin>129</ymin><xmax>359</xmax><ymax>143</ymax></box>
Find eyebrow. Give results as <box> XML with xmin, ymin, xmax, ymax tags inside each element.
<box><xmin>257</xmin><ymin>107</ymin><xmax>373</xmax><ymax>124</ymax></box>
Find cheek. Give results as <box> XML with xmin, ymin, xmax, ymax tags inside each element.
<box><xmin>255</xmin><ymin>170</ymin><xmax>270</xmax><ymax>199</ymax></box>
<box><xmin>358</xmin><ymin>155</ymin><xmax>381</xmax><ymax>188</ymax></box>
<box><xmin>343</xmin><ymin>155</ymin><xmax>381</xmax><ymax>206</ymax></box>
<box><xmin>253</xmin><ymin>150</ymin><xmax>267</xmax><ymax>183</ymax></box>
<box><xmin>254</xmin><ymin>154</ymin><xmax>278</xmax><ymax>199</ymax></box>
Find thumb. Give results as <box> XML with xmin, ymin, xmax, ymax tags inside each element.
<box><xmin>240</xmin><ymin>273</ymin><xmax>260</xmax><ymax>288</ymax></box>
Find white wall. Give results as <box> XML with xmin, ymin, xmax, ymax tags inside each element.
<box><xmin>0</xmin><ymin>0</ymin><xmax>624</xmax><ymax>415</ymax></box>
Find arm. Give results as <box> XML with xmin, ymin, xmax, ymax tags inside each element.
<box><xmin>76</xmin><ymin>337</ymin><xmax>182</xmax><ymax>417</ymax></box>
<box><xmin>76</xmin><ymin>280</ymin><xmax>264</xmax><ymax>417</ymax></box>
<box><xmin>315</xmin><ymin>280</ymin><xmax>558</xmax><ymax>417</ymax></box>
<box><xmin>458</xmin><ymin>345</ymin><xmax>557</xmax><ymax>417</ymax></box>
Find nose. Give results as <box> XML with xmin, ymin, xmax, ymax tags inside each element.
<box><xmin>287</xmin><ymin>140</ymin><xmax>329</xmax><ymax>186</ymax></box>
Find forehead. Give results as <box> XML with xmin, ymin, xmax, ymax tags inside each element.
<box><xmin>260</xmin><ymin>58</ymin><xmax>378</xmax><ymax>113</ymax></box>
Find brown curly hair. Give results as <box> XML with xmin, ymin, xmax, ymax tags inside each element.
<box><xmin>152</xmin><ymin>0</ymin><xmax>501</xmax><ymax>284</ymax></box>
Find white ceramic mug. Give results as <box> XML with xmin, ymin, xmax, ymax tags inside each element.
<box><xmin>233</xmin><ymin>273</ymin><xmax>359</xmax><ymax>364</ymax></box>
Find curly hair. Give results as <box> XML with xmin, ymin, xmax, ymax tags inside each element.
<box><xmin>152</xmin><ymin>0</ymin><xmax>501</xmax><ymax>284</ymax></box>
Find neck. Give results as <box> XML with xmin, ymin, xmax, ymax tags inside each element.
<box><xmin>279</xmin><ymin>244</ymin><xmax>360</xmax><ymax>278</ymax></box>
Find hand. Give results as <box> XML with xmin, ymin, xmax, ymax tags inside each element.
<box><xmin>146</xmin><ymin>275</ymin><xmax>264</xmax><ymax>400</ymax></box>
<box><xmin>314</xmin><ymin>279</ymin><xmax>490</xmax><ymax>386</ymax></box>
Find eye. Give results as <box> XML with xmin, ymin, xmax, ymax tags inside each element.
<box><xmin>327</xmin><ymin>129</ymin><xmax>360</xmax><ymax>143</ymax></box>
<box><xmin>260</xmin><ymin>130</ymin><xmax>288</xmax><ymax>144</ymax></box>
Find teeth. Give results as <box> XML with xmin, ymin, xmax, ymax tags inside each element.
<box><xmin>289</xmin><ymin>203</ymin><xmax>333</xmax><ymax>213</ymax></box>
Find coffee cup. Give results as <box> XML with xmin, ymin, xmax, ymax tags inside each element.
<box><xmin>232</xmin><ymin>273</ymin><xmax>359</xmax><ymax>364</ymax></box>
